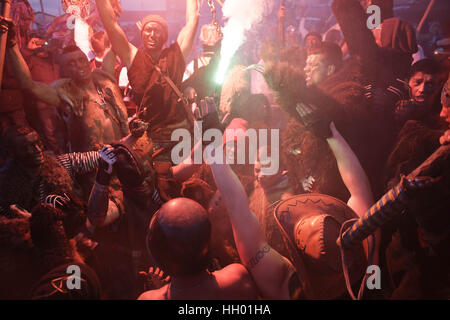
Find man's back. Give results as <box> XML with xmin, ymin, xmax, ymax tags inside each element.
<box><xmin>138</xmin><ymin>263</ymin><xmax>258</xmax><ymax>300</ymax></box>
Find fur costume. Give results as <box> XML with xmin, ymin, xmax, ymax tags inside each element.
<box><xmin>263</xmin><ymin>57</ymin><xmax>372</xmax><ymax>200</ymax></box>
<box><xmin>383</xmin><ymin>120</ymin><xmax>450</xmax><ymax>299</ymax></box>
<box><xmin>262</xmin><ymin>0</ymin><xmax>413</xmax><ymax>198</ymax></box>
<box><xmin>0</xmin><ymin>152</ymin><xmax>74</xmax><ymax>215</ymax></box>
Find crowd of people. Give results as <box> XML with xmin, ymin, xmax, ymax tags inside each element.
<box><xmin>0</xmin><ymin>0</ymin><xmax>449</xmax><ymax>300</ymax></box>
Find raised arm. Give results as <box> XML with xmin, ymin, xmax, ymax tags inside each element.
<box><xmin>209</xmin><ymin>154</ymin><xmax>298</xmax><ymax>299</ymax></box>
<box><xmin>331</xmin><ymin>0</ymin><xmax>378</xmax><ymax>64</ymax></box>
<box><xmin>87</xmin><ymin>145</ymin><xmax>121</xmax><ymax>227</ymax></box>
<box><xmin>295</xmin><ymin>102</ymin><xmax>378</xmax><ymax>263</ymax></box>
<box><xmin>171</xmin><ymin>138</ymin><xmax>203</xmax><ymax>183</ymax></box>
<box><xmin>95</xmin><ymin>0</ymin><xmax>137</xmax><ymax>68</ymax></box>
<box><xmin>326</xmin><ymin>122</ymin><xmax>379</xmax><ymax>265</ymax></box>
<box><xmin>6</xmin><ymin>45</ymin><xmax>60</xmax><ymax>106</ymax></box>
<box><xmin>102</xmin><ymin>48</ymin><xmax>118</xmax><ymax>78</ymax></box>
<box><xmin>0</xmin><ymin>15</ymin><xmax>61</xmax><ymax>107</ymax></box>
<box><xmin>177</xmin><ymin>0</ymin><xmax>200</xmax><ymax>59</ymax></box>
<box><xmin>294</xmin><ymin>103</ymin><xmax>373</xmax><ymax>214</ymax></box>
<box><xmin>326</xmin><ymin>122</ymin><xmax>374</xmax><ymax>215</ymax></box>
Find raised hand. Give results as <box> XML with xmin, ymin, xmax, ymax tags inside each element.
<box><xmin>96</xmin><ymin>145</ymin><xmax>117</xmax><ymax>185</ymax></box>
<box><xmin>100</xmin><ymin>145</ymin><xmax>117</xmax><ymax>173</ymax></box>
<box><xmin>295</xmin><ymin>102</ymin><xmax>332</xmax><ymax>139</ymax></box>
<box><xmin>199</xmin><ymin>97</ymin><xmax>223</xmax><ymax>131</ymax></box>
<box><xmin>139</xmin><ymin>266</ymin><xmax>171</xmax><ymax>291</ymax></box>
<box><xmin>0</xmin><ymin>16</ymin><xmax>17</xmax><ymax>47</ymax></box>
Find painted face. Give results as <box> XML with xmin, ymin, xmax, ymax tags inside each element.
<box><xmin>142</xmin><ymin>22</ymin><xmax>164</xmax><ymax>52</ymax></box>
<box><xmin>304</xmin><ymin>53</ymin><xmax>332</xmax><ymax>86</ymax></box>
<box><xmin>62</xmin><ymin>51</ymin><xmax>91</xmax><ymax>82</ymax></box>
<box><xmin>11</xmin><ymin>132</ymin><xmax>44</xmax><ymax>169</ymax></box>
<box><xmin>408</xmin><ymin>72</ymin><xmax>438</xmax><ymax>105</ymax></box>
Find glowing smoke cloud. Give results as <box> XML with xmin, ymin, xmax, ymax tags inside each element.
<box><xmin>215</xmin><ymin>0</ymin><xmax>275</xmax><ymax>84</ymax></box>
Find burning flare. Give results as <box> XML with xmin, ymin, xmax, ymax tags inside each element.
<box><xmin>215</xmin><ymin>0</ymin><xmax>275</xmax><ymax>84</ymax></box>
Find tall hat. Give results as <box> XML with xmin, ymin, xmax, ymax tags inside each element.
<box><xmin>146</xmin><ymin>198</ymin><xmax>211</xmax><ymax>277</ymax></box>
<box><xmin>274</xmin><ymin>194</ymin><xmax>366</xmax><ymax>299</ymax></box>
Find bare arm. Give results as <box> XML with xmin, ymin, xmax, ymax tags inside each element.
<box><xmin>326</xmin><ymin>122</ymin><xmax>379</xmax><ymax>264</ymax></box>
<box><xmin>171</xmin><ymin>138</ymin><xmax>204</xmax><ymax>183</ymax></box>
<box><xmin>95</xmin><ymin>0</ymin><xmax>137</xmax><ymax>68</ymax></box>
<box><xmin>102</xmin><ymin>48</ymin><xmax>117</xmax><ymax>78</ymax></box>
<box><xmin>177</xmin><ymin>0</ymin><xmax>200</xmax><ymax>59</ymax></box>
<box><xmin>326</xmin><ymin>122</ymin><xmax>373</xmax><ymax>215</ymax></box>
<box><xmin>87</xmin><ymin>183</ymin><xmax>120</xmax><ymax>227</ymax></box>
<box><xmin>209</xmin><ymin>153</ymin><xmax>296</xmax><ymax>299</ymax></box>
<box><xmin>7</xmin><ymin>44</ymin><xmax>60</xmax><ymax>106</ymax></box>
<box><xmin>87</xmin><ymin>145</ymin><xmax>121</xmax><ymax>227</ymax></box>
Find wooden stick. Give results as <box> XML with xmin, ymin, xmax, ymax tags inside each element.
<box><xmin>0</xmin><ymin>0</ymin><xmax>12</xmax><ymax>91</ymax></box>
<box><xmin>407</xmin><ymin>144</ymin><xmax>450</xmax><ymax>179</ymax></box>
<box><xmin>417</xmin><ymin>0</ymin><xmax>435</xmax><ymax>34</ymax></box>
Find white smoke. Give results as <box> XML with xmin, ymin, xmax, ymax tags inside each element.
<box><xmin>215</xmin><ymin>0</ymin><xmax>275</xmax><ymax>84</ymax></box>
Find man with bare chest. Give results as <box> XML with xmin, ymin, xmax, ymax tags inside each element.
<box><xmin>51</xmin><ymin>46</ymin><xmax>129</xmax><ymax>152</ymax></box>
<box><xmin>1</xmin><ymin>18</ymin><xmax>129</xmax><ymax>153</ymax></box>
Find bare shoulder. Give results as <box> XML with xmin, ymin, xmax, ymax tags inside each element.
<box><xmin>220</xmin><ymin>263</ymin><xmax>250</xmax><ymax>277</ymax></box>
<box><xmin>137</xmin><ymin>285</ymin><xmax>169</xmax><ymax>300</ymax></box>
<box><xmin>213</xmin><ymin>264</ymin><xmax>259</xmax><ymax>299</ymax></box>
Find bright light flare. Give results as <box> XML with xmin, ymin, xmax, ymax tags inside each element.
<box><xmin>214</xmin><ymin>0</ymin><xmax>275</xmax><ymax>84</ymax></box>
